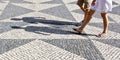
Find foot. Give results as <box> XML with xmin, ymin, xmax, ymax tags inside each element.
<box><xmin>96</xmin><ymin>33</ymin><xmax>107</xmax><ymax>38</ymax></box>
<box><xmin>75</xmin><ymin>20</ymin><xmax>84</xmax><ymax>26</ymax></box>
<box><xmin>73</xmin><ymin>28</ymin><xmax>83</xmax><ymax>33</ymax></box>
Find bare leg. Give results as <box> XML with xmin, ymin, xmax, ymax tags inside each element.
<box><xmin>79</xmin><ymin>6</ymin><xmax>90</xmax><ymax>21</ymax></box>
<box><xmin>73</xmin><ymin>9</ymin><xmax>95</xmax><ymax>33</ymax></box>
<box><xmin>77</xmin><ymin>0</ymin><xmax>85</xmax><ymax>13</ymax></box>
<box><xmin>97</xmin><ymin>13</ymin><xmax>108</xmax><ymax>37</ymax></box>
<box><xmin>83</xmin><ymin>9</ymin><xmax>90</xmax><ymax>21</ymax></box>
<box><xmin>79</xmin><ymin>5</ymin><xmax>86</xmax><ymax>13</ymax></box>
<box><xmin>76</xmin><ymin>1</ymin><xmax>90</xmax><ymax>26</ymax></box>
<box><xmin>77</xmin><ymin>2</ymin><xmax>86</xmax><ymax>19</ymax></box>
<box><xmin>74</xmin><ymin>4</ymin><xmax>86</xmax><ymax>26</ymax></box>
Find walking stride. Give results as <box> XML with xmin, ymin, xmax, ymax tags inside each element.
<box><xmin>75</xmin><ymin>0</ymin><xmax>91</xmax><ymax>26</ymax></box>
<box><xmin>73</xmin><ymin>0</ymin><xmax>112</xmax><ymax>37</ymax></box>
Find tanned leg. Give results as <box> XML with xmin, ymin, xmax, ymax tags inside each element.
<box><xmin>73</xmin><ymin>9</ymin><xmax>95</xmax><ymax>33</ymax></box>
<box><xmin>97</xmin><ymin>13</ymin><xmax>108</xmax><ymax>37</ymax></box>
<box><xmin>77</xmin><ymin>0</ymin><xmax>85</xmax><ymax>13</ymax></box>
<box><xmin>79</xmin><ymin>5</ymin><xmax>86</xmax><ymax>12</ymax></box>
<box><xmin>84</xmin><ymin>9</ymin><xmax>89</xmax><ymax>21</ymax></box>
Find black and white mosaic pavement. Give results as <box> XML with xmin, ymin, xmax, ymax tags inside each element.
<box><xmin>0</xmin><ymin>0</ymin><xmax>120</xmax><ymax>60</ymax></box>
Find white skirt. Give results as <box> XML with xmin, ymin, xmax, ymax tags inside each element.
<box><xmin>91</xmin><ymin>0</ymin><xmax>112</xmax><ymax>13</ymax></box>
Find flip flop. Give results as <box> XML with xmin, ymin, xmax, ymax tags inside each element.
<box><xmin>73</xmin><ymin>28</ymin><xmax>82</xmax><ymax>34</ymax></box>
<box><xmin>96</xmin><ymin>33</ymin><xmax>107</xmax><ymax>38</ymax></box>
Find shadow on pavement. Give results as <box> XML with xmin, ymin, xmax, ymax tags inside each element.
<box><xmin>11</xmin><ymin>25</ymin><xmax>96</xmax><ymax>37</ymax></box>
<box><xmin>11</xmin><ymin>17</ymin><xmax>77</xmax><ymax>25</ymax></box>
<box><xmin>11</xmin><ymin>17</ymin><xmax>96</xmax><ymax>37</ymax></box>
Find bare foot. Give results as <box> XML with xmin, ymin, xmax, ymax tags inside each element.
<box><xmin>73</xmin><ymin>28</ymin><xmax>83</xmax><ymax>33</ymax></box>
<box><xmin>96</xmin><ymin>33</ymin><xmax>107</xmax><ymax>38</ymax></box>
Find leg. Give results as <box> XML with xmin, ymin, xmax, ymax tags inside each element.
<box><xmin>83</xmin><ymin>0</ymin><xmax>91</xmax><ymax>21</ymax></box>
<box><xmin>74</xmin><ymin>0</ymin><xmax>86</xmax><ymax>26</ymax></box>
<box><xmin>73</xmin><ymin>9</ymin><xmax>95</xmax><ymax>33</ymax></box>
<box><xmin>75</xmin><ymin>9</ymin><xmax>89</xmax><ymax>26</ymax></box>
<box><xmin>77</xmin><ymin>0</ymin><xmax>86</xmax><ymax>12</ymax></box>
<box><xmin>76</xmin><ymin>0</ymin><xmax>91</xmax><ymax>26</ymax></box>
<box><xmin>97</xmin><ymin>13</ymin><xmax>108</xmax><ymax>37</ymax></box>
<box><xmin>83</xmin><ymin>9</ymin><xmax>89</xmax><ymax>21</ymax></box>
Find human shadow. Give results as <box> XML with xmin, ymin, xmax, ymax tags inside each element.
<box><xmin>11</xmin><ymin>25</ymin><xmax>96</xmax><ymax>37</ymax></box>
<box><xmin>0</xmin><ymin>22</ymin><xmax>28</xmax><ymax>34</ymax></box>
<box><xmin>11</xmin><ymin>17</ymin><xmax>96</xmax><ymax>36</ymax></box>
<box><xmin>11</xmin><ymin>17</ymin><xmax>78</xmax><ymax>25</ymax></box>
<box><xmin>11</xmin><ymin>26</ymin><xmax>74</xmax><ymax>35</ymax></box>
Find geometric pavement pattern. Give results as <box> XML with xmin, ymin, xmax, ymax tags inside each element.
<box><xmin>0</xmin><ymin>0</ymin><xmax>120</xmax><ymax>60</ymax></box>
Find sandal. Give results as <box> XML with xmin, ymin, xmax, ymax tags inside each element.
<box><xmin>96</xmin><ymin>33</ymin><xmax>107</xmax><ymax>38</ymax></box>
<box><xmin>73</xmin><ymin>28</ymin><xmax>82</xmax><ymax>34</ymax></box>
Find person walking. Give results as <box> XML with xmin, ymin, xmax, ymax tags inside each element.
<box><xmin>75</xmin><ymin>0</ymin><xmax>92</xmax><ymax>26</ymax></box>
<box><xmin>73</xmin><ymin>0</ymin><xmax>112</xmax><ymax>37</ymax></box>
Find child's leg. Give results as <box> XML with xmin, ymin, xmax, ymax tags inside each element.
<box><xmin>83</xmin><ymin>9</ymin><xmax>89</xmax><ymax>21</ymax></box>
<box><xmin>101</xmin><ymin>13</ymin><xmax>109</xmax><ymax>34</ymax></box>
<box><xmin>97</xmin><ymin>13</ymin><xmax>108</xmax><ymax>37</ymax></box>
<box><xmin>77</xmin><ymin>0</ymin><xmax>86</xmax><ymax>12</ymax></box>
<box><xmin>78</xmin><ymin>10</ymin><xmax>95</xmax><ymax>30</ymax></box>
<box><xmin>75</xmin><ymin>0</ymin><xmax>86</xmax><ymax>26</ymax></box>
<box><xmin>73</xmin><ymin>9</ymin><xmax>95</xmax><ymax>33</ymax></box>
<box><xmin>83</xmin><ymin>0</ymin><xmax>91</xmax><ymax>21</ymax></box>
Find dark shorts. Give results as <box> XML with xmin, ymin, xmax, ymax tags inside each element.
<box><xmin>77</xmin><ymin>0</ymin><xmax>91</xmax><ymax>9</ymax></box>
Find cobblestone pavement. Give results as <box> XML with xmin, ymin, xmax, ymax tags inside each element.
<box><xmin>0</xmin><ymin>0</ymin><xmax>120</xmax><ymax>60</ymax></box>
